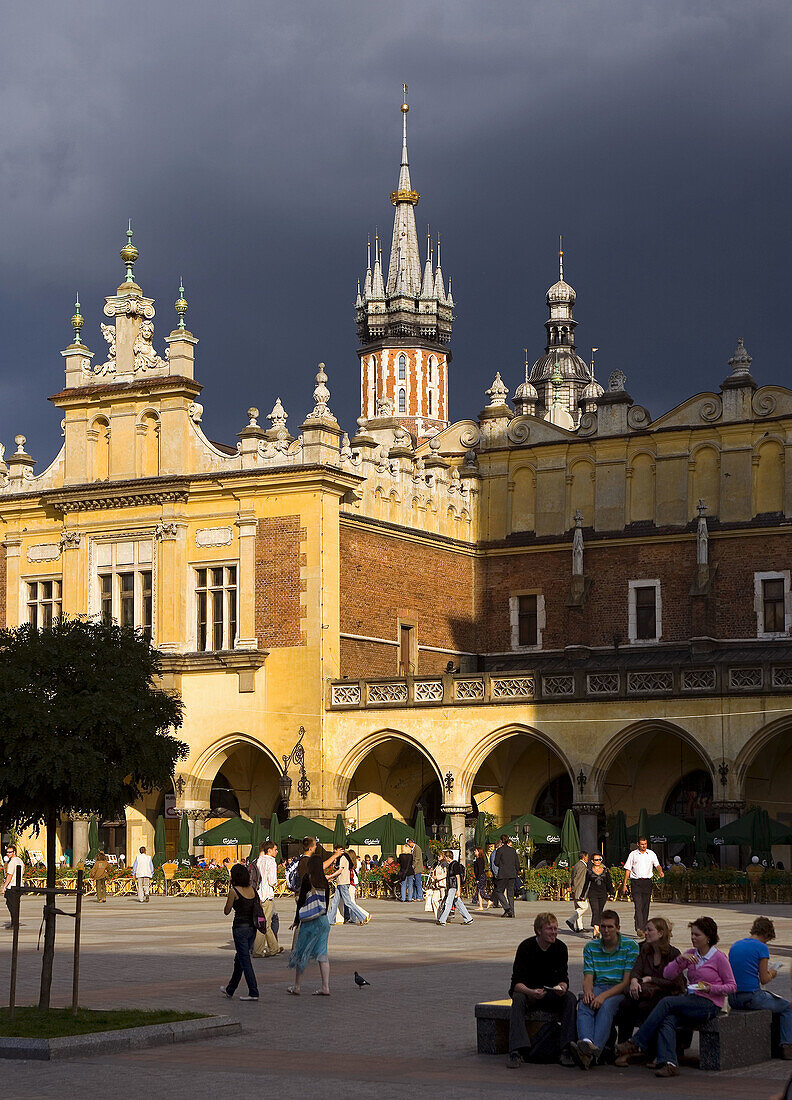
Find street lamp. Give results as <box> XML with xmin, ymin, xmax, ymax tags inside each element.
<box><xmin>280</xmin><ymin>726</ymin><xmax>310</xmax><ymax>814</ymax></box>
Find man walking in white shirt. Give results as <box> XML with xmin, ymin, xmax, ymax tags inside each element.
<box><xmin>255</xmin><ymin>841</ymin><xmax>282</xmax><ymax>956</ymax></box>
<box><xmin>622</xmin><ymin>837</ymin><xmax>663</xmax><ymax>936</ymax></box>
<box><xmin>2</xmin><ymin>845</ymin><xmax>25</xmax><ymax>928</ymax></box>
<box><xmin>132</xmin><ymin>845</ymin><xmax>154</xmax><ymax>903</ymax></box>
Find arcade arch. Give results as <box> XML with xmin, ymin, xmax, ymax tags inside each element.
<box><xmin>735</xmin><ymin>717</ymin><xmax>792</xmax><ymax>824</ymax></box>
<box><xmin>464</xmin><ymin>727</ymin><xmax>574</xmax><ymax>828</ymax></box>
<box><xmin>337</xmin><ymin>730</ymin><xmax>443</xmax><ymax>829</ymax></box>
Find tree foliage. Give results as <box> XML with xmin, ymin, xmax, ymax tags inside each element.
<box><xmin>0</xmin><ymin>617</ymin><xmax>187</xmax><ymax>832</ymax></box>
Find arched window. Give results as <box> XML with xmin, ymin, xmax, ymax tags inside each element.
<box><xmin>398</xmin><ymin>354</ymin><xmax>406</xmax><ymax>380</ymax></box>
<box><xmin>428</xmin><ymin>355</ymin><xmax>435</xmax><ymax>382</ymax></box>
<box><xmin>428</xmin><ymin>390</ymin><xmax>433</xmax><ymax>416</ymax></box>
<box><xmin>398</xmin><ymin>388</ymin><xmax>406</xmax><ymax>413</ymax></box>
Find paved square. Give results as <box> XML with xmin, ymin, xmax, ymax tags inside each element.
<box><xmin>1</xmin><ymin>893</ymin><xmax>791</xmax><ymax>1098</ymax></box>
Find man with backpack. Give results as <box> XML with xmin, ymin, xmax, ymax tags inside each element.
<box><xmin>254</xmin><ymin>841</ymin><xmax>282</xmax><ymax>956</ymax></box>
<box><xmin>436</xmin><ymin>849</ymin><xmax>473</xmax><ymax>926</ymax></box>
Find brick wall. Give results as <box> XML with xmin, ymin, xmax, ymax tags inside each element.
<box><xmin>482</xmin><ymin>530</ymin><xmax>792</xmax><ymax>651</ymax></box>
<box><xmin>255</xmin><ymin>516</ymin><xmax>306</xmax><ymax>648</ymax></box>
<box><xmin>340</xmin><ymin>519</ymin><xmax>478</xmax><ymax>677</ymax></box>
<box><xmin>0</xmin><ymin>542</ymin><xmax>5</xmax><ymax>629</ymax></box>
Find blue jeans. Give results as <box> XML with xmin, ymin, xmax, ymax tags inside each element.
<box><xmin>401</xmin><ymin>873</ymin><xmax>423</xmax><ymax>901</ymax></box>
<box><xmin>437</xmin><ymin>887</ymin><xmax>471</xmax><ymax>924</ymax></box>
<box><xmin>730</xmin><ymin>989</ymin><xmax>792</xmax><ymax>1044</ymax></box>
<box><xmin>226</xmin><ymin>924</ymin><xmax>258</xmax><ymax>998</ymax></box>
<box><xmin>327</xmin><ymin>883</ymin><xmax>367</xmax><ymax>924</ymax></box>
<box><xmin>634</xmin><ymin>993</ymin><xmax>719</xmax><ymax>1066</ymax></box>
<box><xmin>576</xmin><ymin>984</ymin><xmax>625</xmax><ymax>1051</ymax></box>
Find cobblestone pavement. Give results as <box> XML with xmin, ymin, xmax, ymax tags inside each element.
<box><xmin>1</xmin><ymin>893</ymin><xmax>791</xmax><ymax>1099</ymax></box>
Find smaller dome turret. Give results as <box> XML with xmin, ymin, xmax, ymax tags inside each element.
<box><xmin>547</xmin><ymin>278</ymin><xmax>576</xmax><ymax>305</ymax></box>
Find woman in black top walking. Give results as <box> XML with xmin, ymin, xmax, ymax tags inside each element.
<box><xmin>581</xmin><ymin>854</ymin><xmax>613</xmax><ymax>938</ymax></box>
<box><xmin>220</xmin><ymin>863</ymin><xmax>259</xmax><ymax>1001</ymax></box>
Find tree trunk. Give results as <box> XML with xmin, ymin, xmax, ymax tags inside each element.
<box><xmin>38</xmin><ymin>809</ymin><xmax>58</xmax><ymax>1010</ymax></box>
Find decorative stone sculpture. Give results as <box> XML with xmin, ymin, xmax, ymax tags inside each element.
<box><xmin>94</xmin><ymin>323</ymin><xmax>117</xmax><ymax>376</ymax></box>
<box><xmin>697</xmin><ymin>499</ymin><xmax>709</xmax><ymax>566</ymax></box>
<box><xmin>572</xmin><ymin>511</ymin><xmax>584</xmax><ymax>576</ymax></box>
<box><xmin>608</xmin><ymin>369</ymin><xmax>626</xmax><ymax>392</ymax></box>
<box><xmin>133</xmin><ymin>321</ymin><xmax>166</xmax><ymax>372</ymax></box>
<box><xmin>310</xmin><ymin>363</ymin><xmax>337</xmax><ymax>422</ymax></box>
<box><xmin>485</xmin><ymin>372</ymin><xmax>509</xmax><ymax>406</ymax></box>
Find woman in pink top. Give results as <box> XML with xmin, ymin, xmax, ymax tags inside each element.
<box><xmin>616</xmin><ymin>916</ymin><xmax>736</xmax><ymax>1078</ymax></box>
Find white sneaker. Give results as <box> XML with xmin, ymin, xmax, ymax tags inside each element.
<box><xmin>239</xmin><ymin>995</ymin><xmax>259</xmax><ymax>1001</ymax></box>
<box><xmin>220</xmin><ymin>987</ymin><xmax>231</xmax><ymax>998</ymax></box>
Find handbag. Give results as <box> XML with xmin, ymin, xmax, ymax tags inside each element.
<box><xmin>298</xmin><ymin>888</ymin><xmax>327</xmax><ymax>922</ymax></box>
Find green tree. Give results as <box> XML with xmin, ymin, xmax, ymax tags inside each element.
<box><xmin>0</xmin><ymin>617</ymin><xmax>187</xmax><ymax>1009</ymax></box>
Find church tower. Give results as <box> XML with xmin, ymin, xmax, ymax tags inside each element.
<box><xmin>527</xmin><ymin>240</ymin><xmax>595</xmax><ymax>426</ymax></box>
<box><xmin>356</xmin><ymin>89</ymin><xmax>453</xmax><ymax>436</ymax></box>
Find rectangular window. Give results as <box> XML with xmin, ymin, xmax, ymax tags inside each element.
<box><xmin>755</xmin><ymin>571</ymin><xmax>790</xmax><ymax>636</ymax></box>
<box><xmin>635</xmin><ymin>586</ymin><xmax>656</xmax><ymax>640</ymax></box>
<box><xmin>95</xmin><ymin>539</ymin><xmax>156</xmax><ymax>639</ymax></box>
<box><xmin>628</xmin><ymin>580</ymin><xmax>661</xmax><ymax>643</ymax></box>
<box><xmin>518</xmin><ymin>594</ymin><xmax>538</xmax><ymax>647</ymax></box>
<box><xmin>399</xmin><ymin>623</ymin><xmax>414</xmax><ymax>674</ymax></box>
<box><xmin>428</xmin><ymin>390</ymin><xmax>433</xmax><ymax>416</ymax></box>
<box><xmin>26</xmin><ymin>579</ymin><xmax>62</xmax><ymax>630</ymax></box>
<box><xmin>196</xmin><ymin>565</ymin><xmax>238</xmax><ymax>651</ymax></box>
<box><xmin>763</xmin><ymin>579</ymin><xmax>785</xmax><ymax>633</ymax></box>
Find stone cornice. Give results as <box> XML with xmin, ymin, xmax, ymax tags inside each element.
<box><xmin>47</xmin><ymin>482</ymin><xmax>190</xmax><ymax>514</ymax></box>
<box><xmin>48</xmin><ymin>375</ymin><xmax>203</xmax><ymax>405</ymax></box>
<box><xmin>159</xmin><ymin>650</ymin><xmax>268</xmax><ymax>673</ymax></box>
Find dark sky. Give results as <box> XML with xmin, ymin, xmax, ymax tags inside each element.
<box><xmin>1</xmin><ymin>2</ymin><xmax>790</xmax><ymax>467</ymax></box>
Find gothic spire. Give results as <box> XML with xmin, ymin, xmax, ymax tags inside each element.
<box><xmin>386</xmin><ymin>87</ymin><xmax>421</xmax><ymax>297</ymax></box>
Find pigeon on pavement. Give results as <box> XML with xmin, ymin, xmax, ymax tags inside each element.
<box><xmin>354</xmin><ymin>971</ymin><xmax>371</xmax><ymax>988</ymax></box>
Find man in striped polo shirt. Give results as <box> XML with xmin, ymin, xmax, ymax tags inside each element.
<box><xmin>570</xmin><ymin>910</ymin><xmax>638</xmax><ymax>1069</ymax></box>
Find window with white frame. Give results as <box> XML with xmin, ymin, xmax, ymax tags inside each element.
<box><xmin>754</xmin><ymin>570</ymin><xmax>791</xmax><ymax>637</ymax></box>
<box><xmin>26</xmin><ymin>578</ymin><xmax>62</xmax><ymax>629</ymax></box>
<box><xmin>398</xmin><ymin>353</ymin><xmax>406</xmax><ymax>380</ymax></box>
<box><xmin>96</xmin><ymin>540</ymin><xmax>154</xmax><ymax>640</ymax></box>
<box><xmin>628</xmin><ymin>579</ymin><xmax>661</xmax><ymax>643</ymax></box>
<box><xmin>398</xmin><ymin>388</ymin><xmax>406</xmax><ymax>413</ymax></box>
<box><xmin>196</xmin><ymin>565</ymin><xmax>238</xmax><ymax>651</ymax></box>
<box><xmin>509</xmin><ymin>591</ymin><xmax>545</xmax><ymax>650</ymax></box>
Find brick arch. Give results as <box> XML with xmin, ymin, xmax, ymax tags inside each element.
<box><xmin>734</xmin><ymin>714</ymin><xmax>792</xmax><ymax>788</ymax></box>
<box><xmin>333</xmin><ymin>729</ymin><xmax>444</xmax><ymax>804</ymax></box>
<box><xmin>590</xmin><ymin>719</ymin><xmax>716</xmax><ymax>799</ymax></box>
<box><xmin>458</xmin><ymin>724</ymin><xmax>575</xmax><ymax>804</ymax></box>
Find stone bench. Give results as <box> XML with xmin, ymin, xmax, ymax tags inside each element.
<box><xmin>475</xmin><ymin>999</ymin><xmax>556</xmax><ymax>1055</ymax></box>
<box><xmin>689</xmin><ymin>1009</ymin><xmax>772</xmax><ymax>1071</ymax></box>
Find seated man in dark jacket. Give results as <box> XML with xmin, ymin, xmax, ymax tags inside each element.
<box><xmin>508</xmin><ymin>911</ymin><xmax>576</xmax><ymax>1067</ymax></box>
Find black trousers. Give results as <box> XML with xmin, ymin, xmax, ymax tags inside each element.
<box><xmin>494</xmin><ymin>878</ymin><xmax>515</xmax><ymax>916</ymax></box>
<box><xmin>588</xmin><ymin>888</ymin><xmax>608</xmax><ymax>929</ymax></box>
<box><xmin>509</xmin><ymin>990</ymin><xmax>576</xmax><ymax>1055</ymax></box>
<box><xmin>630</xmin><ymin>879</ymin><xmax>653</xmax><ymax>933</ymax></box>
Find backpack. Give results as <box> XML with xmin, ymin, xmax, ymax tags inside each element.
<box><xmin>286</xmin><ymin>859</ymin><xmax>302</xmax><ymax>892</ymax></box>
<box><xmin>524</xmin><ymin>1020</ymin><xmax>561</xmax><ymax>1064</ymax></box>
<box><xmin>249</xmin><ymin>859</ymin><xmax>262</xmax><ymax>892</ymax></box>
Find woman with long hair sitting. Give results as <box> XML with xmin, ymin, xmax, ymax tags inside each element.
<box><xmin>616</xmin><ymin>917</ymin><xmax>685</xmax><ymax>1064</ymax></box>
<box><xmin>287</xmin><ymin>851</ymin><xmax>332</xmax><ymax>996</ymax></box>
<box><xmin>616</xmin><ymin>916</ymin><xmax>736</xmax><ymax>1078</ymax></box>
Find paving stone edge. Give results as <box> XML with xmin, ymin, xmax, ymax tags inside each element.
<box><xmin>0</xmin><ymin>1014</ymin><xmax>241</xmax><ymax>1061</ymax></box>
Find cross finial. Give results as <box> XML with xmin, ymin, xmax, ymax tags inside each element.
<box><xmin>175</xmin><ymin>278</ymin><xmax>188</xmax><ymax>331</ymax></box>
<box><xmin>71</xmin><ymin>292</ymin><xmax>84</xmax><ymax>345</ymax></box>
<box><xmin>559</xmin><ymin>234</ymin><xmax>564</xmax><ymax>281</ymax></box>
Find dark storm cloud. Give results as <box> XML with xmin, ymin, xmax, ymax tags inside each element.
<box><xmin>0</xmin><ymin>1</ymin><xmax>790</xmax><ymax>463</ymax></box>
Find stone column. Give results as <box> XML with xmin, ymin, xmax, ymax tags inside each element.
<box><xmin>235</xmin><ymin>512</ymin><xmax>258</xmax><ymax>649</ymax></box>
<box><xmin>72</xmin><ymin>814</ymin><xmax>91</xmax><ymax>866</ymax></box>
<box><xmin>441</xmin><ymin>804</ymin><xmax>471</xmax><ymax>862</ymax></box>
<box><xmin>575</xmin><ymin>803</ymin><xmax>603</xmax><ymax>857</ymax></box>
<box><xmin>713</xmin><ymin>801</ymin><xmax>743</xmax><ymax>868</ymax></box>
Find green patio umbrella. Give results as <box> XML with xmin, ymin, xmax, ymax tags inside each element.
<box><xmin>194</xmin><ymin>817</ymin><xmax>252</xmax><ymax>846</ymax></box>
<box><xmin>87</xmin><ymin>816</ymin><xmax>100</xmax><ymax>861</ymax></box>
<box><xmin>751</xmin><ymin>808</ymin><xmax>774</xmax><ymax>864</ymax></box>
<box><xmin>487</xmin><ymin>812</ymin><xmax>560</xmax><ymax>846</ymax></box>
<box><xmin>267</xmin><ymin>812</ymin><xmax>281</xmax><ymax>860</ymax></box>
<box><xmin>176</xmin><ymin>813</ymin><xmax>190</xmax><ymax>865</ymax></box>
<box><xmin>333</xmin><ymin>813</ymin><xmax>348</xmax><ymax>848</ymax></box>
<box><xmin>153</xmin><ymin>814</ymin><xmax>167</xmax><ymax>869</ymax></box>
<box><xmin>413</xmin><ymin>808</ymin><xmax>430</xmax><ymax>857</ymax></box>
<box><xmin>712</xmin><ymin>808</ymin><xmax>790</xmax><ymax>847</ymax></box>
<box><xmin>444</xmin><ymin>813</ymin><xmax>453</xmax><ymax>838</ymax></box>
<box><xmin>247</xmin><ymin>814</ymin><xmax>263</xmax><ymax>861</ymax></box>
<box><xmin>346</xmin><ymin>813</ymin><xmax>415</xmax><ymax>846</ymax></box>
<box><xmin>473</xmin><ymin>812</ymin><xmax>488</xmax><ymax>853</ymax></box>
<box><xmin>380</xmin><ymin>813</ymin><xmax>397</xmax><ymax>860</ymax></box>
<box><xmin>627</xmin><ymin>812</ymin><xmax>695</xmax><ymax>845</ymax></box>
<box><xmin>693</xmin><ymin>808</ymin><xmax>711</xmax><ymax>867</ymax></box>
<box><xmin>607</xmin><ymin>810</ymin><xmax>629</xmax><ymax>865</ymax></box>
<box><xmin>276</xmin><ymin>815</ymin><xmax>335</xmax><ymax>844</ymax></box>
<box><xmin>558</xmin><ymin>808</ymin><xmax>580</xmax><ymax>870</ymax></box>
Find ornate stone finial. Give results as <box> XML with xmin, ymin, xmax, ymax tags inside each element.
<box><xmin>267</xmin><ymin>397</ymin><xmax>288</xmax><ymax>433</ymax></box>
<box><xmin>485</xmin><ymin>371</ymin><xmax>509</xmax><ymax>406</ymax></box>
<box><xmin>728</xmin><ymin>337</ymin><xmax>752</xmax><ymax>376</ymax></box>
<box><xmin>429</xmin><ymin>433</ymin><xmax>441</xmax><ymax>452</ymax></box>
<box><xmin>71</xmin><ymin>293</ymin><xmax>84</xmax><ymax>345</ymax></box>
<box><xmin>608</xmin><ymin>368</ymin><xmax>626</xmax><ymax>392</ymax></box>
<box><xmin>120</xmin><ymin>220</ymin><xmax>138</xmax><ymax>284</ymax></box>
<box><xmin>175</xmin><ymin>278</ymin><xmax>188</xmax><ymax>331</ymax></box>
<box><xmin>247</xmin><ymin>407</ymin><xmax>259</xmax><ymax>427</ymax></box>
<box><xmin>572</xmin><ymin>511</ymin><xmax>584</xmax><ymax>576</ymax></box>
<box><xmin>394</xmin><ymin>425</ymin><xmax>409</xmax><ymax>447</ymax></box>
<box><xmin>340</xmin><ymin>432</ymin><xmax>352</xmax><ymax>460</ymax></box>
<box><xmin>559</xmin><ymin>233</ymin><xmax>564</xmax><ymax>282</ymax></box>
<box><xmin>310</xmin><ymin>362</ymin><xmax>336</xmax><ymax>421</ymax></box>
<box><xmin>463</xmin><ymin>448</ymin><xmax>479</xmax><ymax>468</ymax></box>
<box><xmin>15</xmin><ymin>434</ymin><xmax>26</xmax><ymax>454</ymax></box>
<box><xmin>356</xmin><ymin>415</ymin><xmax>368</xmax><ymax>431</ymax></box>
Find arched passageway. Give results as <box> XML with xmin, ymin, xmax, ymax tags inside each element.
<box><xmin>345</xmin><ymin>737</ymin><xmax>443</xmax><ymax>829</ymax></box>
<box><xmin>471</xmin><ymin>733</ymin><xmax>573</xmax><ymax>829</ymax></box>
